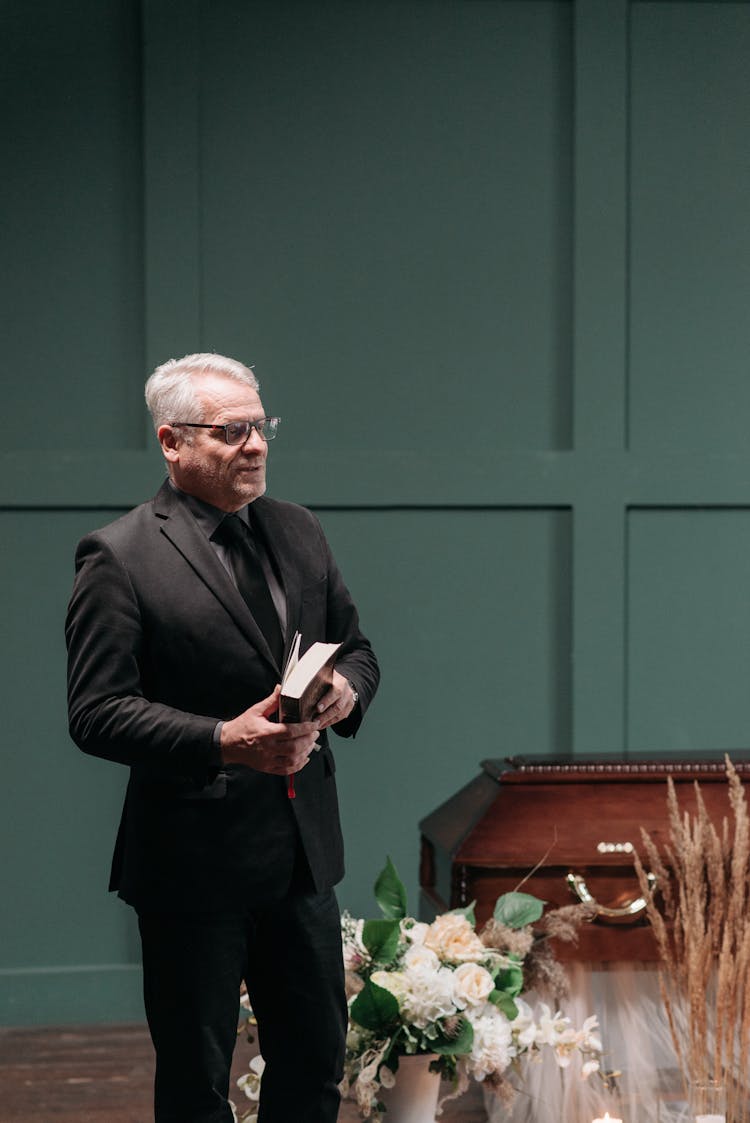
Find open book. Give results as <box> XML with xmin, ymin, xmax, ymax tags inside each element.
<box><xmin>279</xmin><ymin>632</ymin><xmax>342</xmax><ymax>724</ymax></box>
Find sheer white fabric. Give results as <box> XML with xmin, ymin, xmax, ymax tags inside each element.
<box><xmin>483</xmin><ymin>963</ymin><xmax>687</xmax><ymax>1123</ymax></box>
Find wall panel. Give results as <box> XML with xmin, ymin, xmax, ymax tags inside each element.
<box><xmin>0</xmin><ymin>509</ymin><xmax>140</xmax><ymax>1023</ymax></box>
<box><xmin>200</xmin><ymin>0</ymin><xmax>574</xmax><ymax>454</ymax></box>
<box><xmin>2</xmin><ymin>0</ymin><xmax>145</xmax><ymax>450</ymax></box>
<box><xmin>627</xmin><ymin>508</ymin><xmax>750</xmax><ymax>752</ymax></box>
<box><xmin>628</xmin><ymin>1</ymin><xmax>750</xmax><ymax>450</ymax></box>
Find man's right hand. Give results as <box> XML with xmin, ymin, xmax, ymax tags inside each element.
<box><xmin>219</xmin><ymin>685</ymin><xmax>321</xmax><ymax>774</ymax></box>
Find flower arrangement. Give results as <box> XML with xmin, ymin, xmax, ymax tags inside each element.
<box><xmin>339</xmin><ymin>858</ymin><xmax>603</xmax><ymax>1119</ymax></box>
<box><xmin>232</xmin><ymin>858</ymin><xmax>603</xmax><ymax>1122</ymax></box>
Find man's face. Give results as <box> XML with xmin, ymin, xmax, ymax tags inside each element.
<box><xmin>161</xmin><ymin>374</ymin><xmax>269</xmax><ymax>512</ymax></box>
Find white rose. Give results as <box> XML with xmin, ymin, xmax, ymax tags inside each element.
<box><xmin>403</xmin><ymin>944</ymin><xmax>441</xmax><ymax>974</ymax></box>
<box><xmin>404</xmin><ymin>920</ymin><xmax>429</xmax><ymax>945</ymax></box>
<box><xmin>424</xmin><ymin>913</ymin><xmax>485</xmax><ymax>962</ymax></box>
<box><xmin>452</xmin><ymin>962</ymin><xmax>495</xmax><ymax>1009</ymax></box>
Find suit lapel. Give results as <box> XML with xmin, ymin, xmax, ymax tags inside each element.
<box><xmin>152</xmin><ymin>481</ymin><xmax>282</xmax><ymax>675</ymax></box>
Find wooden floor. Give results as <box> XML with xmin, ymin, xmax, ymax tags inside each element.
<box><xmin>0</xmin><ymin>1024</ymin><xmax>487</xmax><ymax>1122</ymax></box>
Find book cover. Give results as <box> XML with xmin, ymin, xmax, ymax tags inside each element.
<box><xmin>279</xmin><ymin>632</ymin><xmax>342</xmax><ymax>723</ymax></box>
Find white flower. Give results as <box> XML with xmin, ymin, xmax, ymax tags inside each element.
<box><xmin>452</xmin><ymin>962</ymin><xmax>495</xmax><ymax>1009</ymax></box>
<box><xmin>404</xmin><ymin>920</ymin><xmax>429</xmax><ymax>945</ymax></box>
<box><xmin>400</xmin><ymin>965</ymin><xmax>457</xmax><ymax>1029</ymax></box>
<box><xmin>464</xmin><ymin>1004</ymin><xmax>514</xmax><ymax>1080</ymax></box>
<box><xmin>236</xmin><ymin>1054</ymin><xmax>265</xmax><ymax>1102</ymax></box>
<box><xmin>530</xmin><ymin>1004</ymin><xmax>586</xmax><ymax>1068</ymax></box>
<box><xmin>511</xmin><ymin>997</ymin><xmax>538</xmax><ymax>1051</ymax></box>
<box><xmin>423</xmin><ymin>913</ymin><xmax>486</xmax><ymax>963</ymax></box>
<box><xmin>577</xmin><ymin>1014</ymin><xmax>603</xmax><ymax>1054</ymax></box>
<box><xmin>341</xmin><ymin>913</ymin><xmax>368</xmax><ymax>971</ymax></box>
<box><xmin>403</xmin><ymin>944</ymin><xmax>441</xmax><ymax>974</ymax></box>
<box><xmin>582</xmin><ymin>1059</ymin><xmax>601</xmax><ymax>1078</ymax></box>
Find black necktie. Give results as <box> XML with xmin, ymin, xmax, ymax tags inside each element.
<box><xmin>214</xmin><ymin>515</ymin><xmax>284</xmax><ymax>666</ymax></box>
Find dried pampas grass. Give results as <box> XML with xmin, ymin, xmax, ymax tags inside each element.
<box><xmin>634</xmin><ymin>756</ymin><xmax>750</xmax><ymax>1121</ymax></box>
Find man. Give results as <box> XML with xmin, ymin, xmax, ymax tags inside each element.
<box><xmin>65</xmin><ymin>352</ymin><xmax>380</xmax><ymax>1122</ymax></box>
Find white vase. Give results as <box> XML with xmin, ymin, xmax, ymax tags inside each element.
<box><xmin>378</xmin><ymin>1054</ymin><xmax>441</xmax><ymax>1123</ymax></box>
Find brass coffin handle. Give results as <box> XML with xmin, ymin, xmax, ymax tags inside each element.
<box><xmin>565</xmin><ymin>870</ymin><xmax>656</xmax><ymax>921</ymax></box>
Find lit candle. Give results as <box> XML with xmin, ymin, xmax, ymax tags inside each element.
<box><xmin>592</xmin><ymin>1114</ymin><xmax>622</xmax><ymax>1123</ymax></box>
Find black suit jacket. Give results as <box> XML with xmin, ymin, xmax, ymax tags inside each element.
<box><xmin>65</xmin><ymin>481</ymin><xmax>379</xmax><ymax>912</ymax></box>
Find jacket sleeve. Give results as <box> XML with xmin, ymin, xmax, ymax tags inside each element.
<box><xmin>312</xmin><ymin>516</ymin><xmax>380</xmax><ymax>739</ymax></box>
<box><xmin>65</xmin><ymin>532</ymin><xmax>217</xmax><ymax>776</ymax></box>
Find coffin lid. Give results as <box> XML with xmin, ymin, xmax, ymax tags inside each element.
<box><xmin>418</xmin><ymin>753</ymin><xmax>750</xmax><ymax>869</ymax></box>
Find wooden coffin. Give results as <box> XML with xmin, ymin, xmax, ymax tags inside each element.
<box><xmin>418</xmin><ymin>755</ymin><xmax>750</xmax><ymax>962</ymax></box>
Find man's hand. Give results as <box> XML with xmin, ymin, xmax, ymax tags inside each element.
<box><xmin>220</xmin><ymin>685</ymin><xmax>321</xmax><ymax>773</ymax></box>
<box><xmin>314</xmin><ymin>670</ymin><xmax>357</xmax><ymax>730</ymax></box>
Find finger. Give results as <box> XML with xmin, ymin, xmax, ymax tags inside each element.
<box><xmin>276</xmin><ymin>719</ymin><xmax>320</xmax><ymax>740</ymax></box>
<box><xmin>252</xmin><ymin>685</ymin><xmax>282</xmax><ymax>719</ymax></box>
<box><xmin>315</xmin><ymin>685</ymin><xmax>338</xmax><ymax>715</ymax></box>
<box><xmin>269</xmin><ymin>747</ymin><xmax>314</xmax><ymax>774</ymax></box>
<box><xmin>316</xmin><ymin>693</ymin><xmax>351</xmax><ymax>729</ymax></box>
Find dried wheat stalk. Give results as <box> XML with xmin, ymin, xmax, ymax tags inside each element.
<box><xmin>633</xmin><ymin>757</ymin><xmax>750</xmax><ymax>1122</ymax></box>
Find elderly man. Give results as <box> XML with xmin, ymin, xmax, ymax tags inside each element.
<box><xmin>66</xmin><ymin>353</ymin><xmax>380</xmax><ymax>1122</ymax></box>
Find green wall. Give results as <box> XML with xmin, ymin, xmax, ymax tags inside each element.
<box><xmin>2</xmin><ymin>0</ymin><xmax>749</xmax><ymax>1025</ymax></box>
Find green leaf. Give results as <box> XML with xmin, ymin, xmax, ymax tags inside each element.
<box><xmin>362</xmin><ymin>918</ymin><xmax>401</xmax><ymax>964</ymax></box>
<box><xmin>494</xmin><ymin>964</ymin><xmax>524</xmax><ymax>997</ymax></box>
<box><xmin>350</xmin><ymin>978</ymin><xmax>400</xmax><ymax>1034</ymax></box>
<box><xmin>430</xmin><ymin>1016</ymin><xmax>474</xmax><ymax>1056</ymax></box>
<box><xmin>493</xmin><ymin>891</ymin><xmax>545</xmax><ymax>929</ymax></box>
<box><xmin>489</xmin><ymin>989</ymin><xmax>519</xmax><ymax>1020</ymax></box>
<box><xmin>374</xmin><ymin>857</ymin><xmax>408</xmax><ymax>920</ymax></box>
<box><xmin>449</xmin><ymin>901</ymin><xmax>476</xmax><ymax>926</ymax></box>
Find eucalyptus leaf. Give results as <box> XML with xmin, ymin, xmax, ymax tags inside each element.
<box><xmin>494</xmin><ymin>964</ymin><xmax>524</xmax><ymax>997</ymax></box>
<box><xmin>362</xmin><ymin>918</ymin><xmax>401</xmax><ymax>964</ymax></box>
<box><xmin>489</xmin><ymin>989</ymin><xmax>519</xmax><ymax>1020</ymax></box>
<box><xmin>374</xmin><ymin>857</ymin><xmax>408</xmax><ymax>920</ymax></box>
<box><xmin>493</xmin><ymin>891</ymin><xmax>545</xmax><ymax>929</ymax></box>
<box><xmin>350</xmin><ymin>979</ymin><xmax>400</xmax><ymax>1034</ymax></box>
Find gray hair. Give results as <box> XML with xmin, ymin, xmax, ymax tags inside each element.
<box><xmin>144</xmin><ymin>352</ymin><xmax>260</xmax><ymax>431</ymax></box>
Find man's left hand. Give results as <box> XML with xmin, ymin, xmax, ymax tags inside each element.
<box><xmin>315</xmin><ymin>670</ymin><xmax>357</xmax><ymax>730</ymax></box>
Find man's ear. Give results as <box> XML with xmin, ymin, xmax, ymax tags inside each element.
<box><xmin>157</xmin><ymin>424</ymin><xmax>181</xmax><ymax>464</ymax></box>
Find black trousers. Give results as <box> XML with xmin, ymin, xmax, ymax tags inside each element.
<box><xmin>137</xmin><ymin>886</ymin><xmax>347</xmax><ymax>1123</ymax></box>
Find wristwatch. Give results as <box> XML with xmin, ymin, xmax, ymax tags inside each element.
<box><xmin>347</xmin><ymin>680</ymin><xmax>359</xmax><ymax>707</ymax></box>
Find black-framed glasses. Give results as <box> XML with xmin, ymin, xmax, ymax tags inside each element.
<box><xmin>171</xmin><ymin>417</ymin><xmax>281</xmax><ymax>445</ymax></box>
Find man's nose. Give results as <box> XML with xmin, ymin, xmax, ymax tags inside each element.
<box><xmin>242</xmin><ymin>426</ymin><xmax>266</xmax><ymax>450</ymax></box>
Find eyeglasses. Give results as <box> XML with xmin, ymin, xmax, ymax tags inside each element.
<box><xmin>171</xmin><ymin>417</ymin><xmax>281</xmax><ymax>444</ymax></box>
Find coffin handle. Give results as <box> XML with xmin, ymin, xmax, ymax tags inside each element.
<box><xmin>565</xmin><ymin>870</ymin><xmax>656</xmax><ymax>921</ymax></box>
